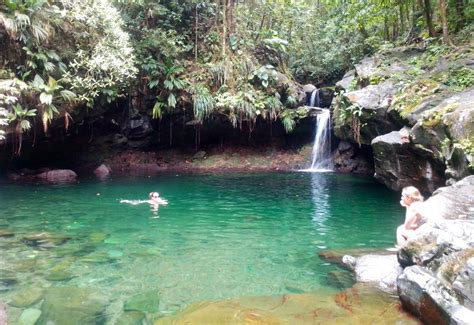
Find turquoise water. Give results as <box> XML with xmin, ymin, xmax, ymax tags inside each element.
<box><xmin>0</xmin><ymin>172</ymin><xmax>403</xmax><ymax>319</ymax></box>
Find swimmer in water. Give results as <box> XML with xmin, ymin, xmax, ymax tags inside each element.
<box><xmin>120</xmin><ymin>192</ymin><xmax>168</xmax><ymax>206</ymax></box>
<box><xmin>148</xmin><ymin>192</ymin><xmax>168</xmax><ymax>205</ymax></box>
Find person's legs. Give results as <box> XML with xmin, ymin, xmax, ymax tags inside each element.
<box><xmin>397</xmin><ymin>226</ymin><xmax>416</xmax><ymax>246</ymax></box>
<box><xmin>397</xmin><ymin>225</ymin><xmax>406</xmax><ymax>246</ymax></box>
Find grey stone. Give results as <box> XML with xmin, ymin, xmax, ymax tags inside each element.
<box><xmin>9</xmin><ymin>287</ymin><xmax>44</xmax><ymax>307</ymax></box>
<box><xmin>19</xmin><ymin>308</ymin><xmax>42</xmax><ymax>325</ymax></box>
<box><xmin>115</xmin><ymin>311</ymin><xmax>145</xmax><ymax>325</ymax></box>
<box><xmin>192</xmin><ymin>150</ymin><xmax>206</xmax><ymax>160</ymax></box>
<box><xmin>37</xmin><ymin>169</ymin><xmax>77</xmax><ymax>183</ymax></box>
<box><xmin>355</xmin><ymin>56</ymin><xmax>379</xmax><ymax>80</ymax></box>
<box><xmin>38</xmin><ymin>287</ymin><xmax>108</xmax><ymax>325</ymax></box>
<box><xmin>335</xmin><ymin>69</ymin><xmax>355</xmax><ymax>91</ymax></box>
<box><xmin>22</xmin><ymin>232</ymin><xmax>71</xmax><ymax>248</ymax></box>
<box><xmin>397</xmin><ymin>265</ymin><xmax>461</xmax><ymax>325</ymax></box>
<box><xmin>371</xmin><ymin>130</ymin><xmax>445</xmax><ymax>193</ymax></box>
<box><xmin>123</xmin><ymin>290</ymin><xmax>160</xmax><ymax>313</ymax></box>
<box><xmin>94</xmin><ymin>164</ymin><xmax>111</xmax><ymax>179</ymax></box>
<box><xmin>342</xmin><ymin>254</ymin><xmax>402</xmax><ymax>293</ymax></box>
<box><xmin>302</xmin><ymin>84</ymin><xmax>316</xmax><ymax>93</ymax></box>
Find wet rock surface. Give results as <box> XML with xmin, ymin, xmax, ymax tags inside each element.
<box><xmin>337</xmin><ymin>176</ymin><xmax>474</xmax><ymax>324</ymax></box>
<box><xmin>371</xmin><ymin>130</ymin><xmax>446</xmax><ymax>193</ymax></box>
<box><xmin>37</xmin><ymin>287</ymin><xmax>109</xmax><ymax>325</ymax></box>
<box><xmin>154</xmin><ymin>285</ymin><xmax>418</xmax><ymax>324</ymax></box>
<box><xmin>342</xmin><ymin>254</ymin><xmax>403</xmax><ymax>293</ymax></box>
<box><xmin>332</xmin><ymin>141</ymin><xmax>374</xmax><ymax>174</ymax></box>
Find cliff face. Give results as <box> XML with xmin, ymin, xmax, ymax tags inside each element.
<box><xmin>332</xmin><ymin>43</ymin><xmax>474</xmax><ymax>193</ymax></box>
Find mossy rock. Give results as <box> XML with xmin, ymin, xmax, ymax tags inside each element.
<box><xmin>9</xmin><ymin>288</ymin><xmax>44</xmax><ymax>308</ymax></box>
<box><xmin>37</xmin><ymin>287</ymin><xmax>108</xmax><ymax>325</ymax></box>
<box><xmin>124</xmin><ymin>290</ymin><xmax>160</xmax><ymax>313</ymax></box>
<box><xmin>115</xmin><ymin>311</ymin><xmax>145</xmax><ymax>325</ymax></box>
<box><xmin>0</xmin><ymin>229</ymin><xmax>14</xmax><ymax>237</ymax></box>
<box><xmin>22</xmin><ymin>232</ymin><xmax>71</xmax><ymax>248</ymax></box>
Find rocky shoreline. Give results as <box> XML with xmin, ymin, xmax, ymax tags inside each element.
<box><xmin>334</xmin><ymin>175</ymin><xmax>474</xmax><ymax>324</ymax></box>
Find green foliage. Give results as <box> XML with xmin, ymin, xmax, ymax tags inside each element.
<box><xmin>443</xmin><ymin>67</ymin><xmax>474</xmax><ymax>90</ymax></box>
<box><xmin>61</xmin><ymin>0</ymin><xmax>137</xmax><ymax>105</ymax></box>
<box><xmin>420</xmin><ymin>103</ymin><xmax>457</xmax><ymax>128</ymax></box>
<box><xmin>454</xmin><ymin>139</ymin><xmax>474</xmax><ymax>168</ymax></box>
<box><xmin>279</xmin><ymin>107</ymin><xmax>309</xmax><ymax>133</ymax></box>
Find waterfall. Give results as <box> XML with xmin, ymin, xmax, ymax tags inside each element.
<box><xmin>309</xmin><ymin>88</ymin><xmax>320</xmax><ymax>107</ymax></box>
<box><xmin>307</xmin><ymin>109</ymin><xmax>333</xmax><ymax>171</ymax></box>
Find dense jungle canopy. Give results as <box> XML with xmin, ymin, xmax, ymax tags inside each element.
<box><xmin>1</xmin><ymin>0</ymin><xmax>473</xmax><ymax>155</ymax></box>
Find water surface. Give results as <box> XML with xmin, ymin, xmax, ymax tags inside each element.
<box><xmin>0</xmin><ymin>172</ymin><xmax>404</xmax><ymax>320</ymax></box>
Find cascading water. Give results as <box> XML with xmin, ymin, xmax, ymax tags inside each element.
<box><xmin>309</xmin><ymin>88</ymin><xmax>320</xmax><ymax>108</ymax></box>
<box><xmin>308</xmin><ymin>109</ymin><xmax>332</xmax><ymax>171</ymax></box>
<box><xmin>303</xmin><ymin>88</ymin><xmax>333</xmax><ymax>172</ymax></box>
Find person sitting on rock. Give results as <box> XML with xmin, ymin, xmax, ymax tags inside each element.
<box><xmin>396</xmin><ymin>186</ymin><xmax>425</xmax><ymax>246</ymax></box>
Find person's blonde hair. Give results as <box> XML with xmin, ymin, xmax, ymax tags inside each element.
<box><xmin>402</xmin><ymin>186</ymin><xmax>424</xmax><ymax>202</ymax></box>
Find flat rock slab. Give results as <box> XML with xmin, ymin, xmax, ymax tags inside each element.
<box><xmin>342</xmin><ymin>254</ymin><xmax>402</xmax><ymax>293</ymax></box>
<box><xmin>155</xmin><ymin>285</ymin><xmax>419</xmax><ymax>324</ymax></box>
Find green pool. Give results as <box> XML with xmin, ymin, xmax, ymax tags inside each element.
<box><xmin>0</xmin><ymin>172</ymin><xmax>406</xmax><ymax>323</ymax></box>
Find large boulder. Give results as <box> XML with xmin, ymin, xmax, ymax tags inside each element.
<box><xmin>397</xmin><ymin>265</ymin><xmax>469</xmax><ymax>325</ymax></box>
<box><xmin>342</xmin><ymin>254</ymin><xmax>402</xmax><ymax>293</ymax></box>
<box><xmin>94</xmin><ymin>163</ymin><xmax>111</xmax><ymax>179</ymax></box>
<box><xmin>371</xmin><ymin>130</ymin><xmax>445</xmax><ymax>193</ymax></box>
<box><xmin>395</xmin><ymin>176</ymin><xmax>474</xmax><ymax>323</ymax></box>
<box><xmin>334</xmin><ymin>80</ymin><xmax>400</xmax><ymax>145</ymax></box>
<box><xmin>37</xmin><ymin>169</ymin><xmax>77</xmax><ymax>183</ymax></box>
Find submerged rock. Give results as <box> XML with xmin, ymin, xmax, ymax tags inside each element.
<box><xmin>9</xmin><ymin>287</ymin><xmax>44</xmax><ymax>307</ymax></box>
<box><xmin>0</xmin><ymin>229</ymin><xmax>14</xmax><ymax>238</ymax></box>
<box><xmin>124</xmin><ymin>290</ymin><xmax>160</xmax><ymax>313</ymax></box>
<box><xmin>154</xmin><ymin>285</ymin><xmax>417</xmax><ymax>324</ymax></box>
<box><xmin>37</xmin><ymin>287</ymin><xmax>108</xmax><ymax>325</ymax></box>
<box><xmin>115</xmin><ymin>311</ymin><xmax>145</xmax><ymax>325</ymax></box>
<box><xmin>19</xmin><ymin>308</ymin><xmax>42</xmax><ymax>325</ymax></box>
<box><xmin>0</xmin><ymin>302</ymin><xmax>6</xmax><ymax>325</ymax></box>
<box><xmin>22</xmin><ymin>232</ymin><xmax>71</xmax><ymax>248</ymax></box>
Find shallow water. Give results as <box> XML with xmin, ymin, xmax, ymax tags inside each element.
<box><xmin>0</xmin><ymin>172</ymin><xmax>405</xmax><ymax>322</ymax></box>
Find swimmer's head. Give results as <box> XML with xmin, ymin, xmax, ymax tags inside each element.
<box><xmin>149</xmin><ymin>192</ymin><xmax>160</xmax><ymax>199</ymax></box>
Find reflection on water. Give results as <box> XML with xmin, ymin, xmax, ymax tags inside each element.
<box><xmin>0</xmin><ymin>172</ymin><xmax>404</xmax><ymax>323</ymax></box>
<box><xmin>310</xmin><ymin>173</ymin><xmax>331</xmax><ymax>235</ymax></box>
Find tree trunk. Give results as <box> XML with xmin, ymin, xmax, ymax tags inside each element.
<box><xmin>169</xmin><ymin>116</ymin><xmax>173</xmax><ymax>147</ymax></box>
<box><xmin>399</xmin><ymin>4</ymin><xmax>405</xmax><ymax>35</ymax></box>
<box><xmin>226</xmin><ymin>0</ymin><xmax>235</xmax><ymax>34</ymax></box>
<box><xmin>422</xmin><ymin>0</ymin><xmax>435</xmax><ymax>37</ymax></box>
<box><xmin>222</xmin><ymin>0</ymin><xmax>226</xmax><ymax>58</ymax></box>
<box><xmin>195</xmin><ymin>4</ymin><xmax>198</xmax><ymax>62</ymax></box>
<box><xmin>438</xmin><ymin>0</ymin><xmax>453</xmax><ymax>45</ymax></box>
<box><xmin>454</xmin><ymin>0</ymin><xmax>466</xmax><ymax>32</ymax></box>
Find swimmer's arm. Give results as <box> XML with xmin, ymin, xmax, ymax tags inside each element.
<box><xmin>157</xmin><ymin>198</ymin><xmax>168</xmax><ymax>205</ymax></box>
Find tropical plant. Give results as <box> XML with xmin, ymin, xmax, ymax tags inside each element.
<box><xmin>7</xmin><ymin>104</ymin><xmax>36</xmax><ymax>155</ymax></box>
